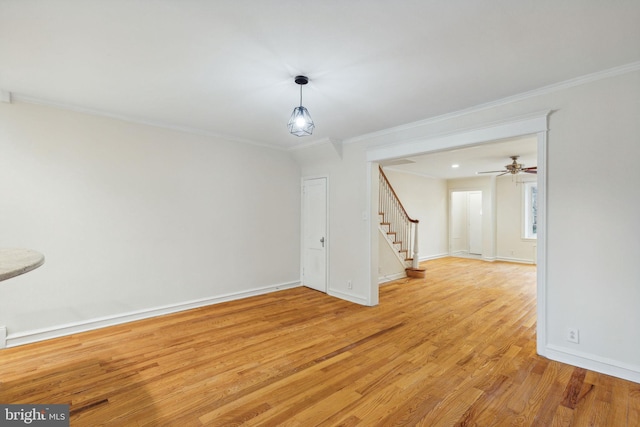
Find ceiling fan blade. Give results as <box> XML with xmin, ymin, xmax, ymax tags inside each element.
<box><xmin>523</xmin><ymin>170</ymin><xmax>537</xmax><ymax>174</ymax></box>
<box><xmin>498</xmin><ymin>172</ymin><xmax>509</xmax><ymax>177</ymax></box>
<box><xmin>476</xmin><ymin>170</ymin><xmax>508</xmax><ymax>174</ymax></box>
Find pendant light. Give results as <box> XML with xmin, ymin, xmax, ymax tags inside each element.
<box><xmin>287</xmin><ymin>75</ymin><xmax>315</xmax><ymax>136</ymax></box>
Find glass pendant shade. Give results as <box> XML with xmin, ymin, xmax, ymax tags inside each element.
<box><xmin>288</xmin><ymin>105</ymin><xmax>315</xmax><ymax>136</ymax></box>
<box><xmin>288</xmin><ymin>75</ymin><xmax>314</xmax><ymax>136</ymax></box>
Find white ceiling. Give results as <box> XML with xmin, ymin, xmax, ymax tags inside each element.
<box><xmin>380</xmin><ymin>136</ymin><xmax>538</xmax><ymax>179</ymax></box>
<box><xmin>1</xmin><ymin>1</ymin><xmax>639</xmax><ymax>150</ymax></box>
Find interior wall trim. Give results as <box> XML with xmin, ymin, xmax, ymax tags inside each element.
<box><xmin>378</xmin><ymin>272</ymin><xmax>406</xmax><ymax>285</ymax></box>
<box><xmin>366</xmin><ymin>109</ymin><xmax>550</xmax><ymax>363</ymax></box>
<box><xmin>328</xmin><ymin>289</ymin><xmax>369</xmax><ymax>306</ymax></box>
<box><xmin>546</xmin><ymin>345</ymin><xmax>640</xmax><ymax>384</ymax></box>
<box><xmin>4</xmin><ymin>281</ymin><xmax>301</xmax><ymax>349</ymax></box>
<box><xmin>8</xmin><ymin>94</ymin><xmax>280</xmax><ymax>151</ymax></box>
<box><xmin>348</xmin><ymin>60</ymin><xmax>640</xmax><ymax>146</ymax></box>
<box><xmin>366</xmin><ymin>111</ymin><xmax>550</xmax><ymax>162</ymax></box>
<box><xmin>495</xmin><ymin>256</ymin><xmax>536</xmax><ymax>264</ymax></box>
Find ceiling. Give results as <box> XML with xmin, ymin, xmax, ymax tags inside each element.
<box><xmin>1</xmin><ymin>1</ymin><xmax>639</xmax><ymax>150</ymax></box>
<box><xmin>380</xmin><ymin>136</ymin><xmax>538</xmax><ymax>180</ymax></box>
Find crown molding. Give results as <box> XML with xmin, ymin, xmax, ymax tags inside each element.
<box><xmin>8</xmin><ymin>94</ymin><xmax>289</xmax><ymax>151</ymax></box>
<box><xmin>366</xmin><ymin>110</ymin><xmax>551</xmax><ymax>162</ymax></box>
<box><xmin>6</xmin><ymin>61</ymin><xmax>639</xmax><ymax>153</ymax></box>
<box><xmin>286</xmin><ymin>136</ymin><xmax>342</xmax><ymax>152</ymax></box>
<box><xmin>345</xmin><ymin>60</ymin><xmax>640</xmax><ymax>145</ymax></box>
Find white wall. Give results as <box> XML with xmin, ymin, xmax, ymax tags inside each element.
<box><xmin>0</xmin><ymin>101</ymin><xmax>301</xmax><ymax>345</ymax></box>
<box><xmin>382</xmin><ymin>169</ymin><xmax>448</xmax><ymax>261</ymax></box>
<box><xmin>292</xmin><ymin>142</ymin><xmax>373</xmax><ymax>305</ymax></box>
<box><xmin>496</xmin><ymin>174</ymin><xmax>537</xmax><ymax>263</ymax></box>
<box><xmin>296</xmin><ymin>67</ymin><xmax>640</xmax><ymax>382</ymax></box>
<box><xmin>377</xmin><ymin>229</ymin><xmax>406</xmax><ymax>283</ymax></box>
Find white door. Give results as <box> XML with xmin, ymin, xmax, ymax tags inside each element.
<box><xmin>302</xmin><ymin>178</ymin><xmax>327</xmax><ymax>292</ymax></box>
<box><xmin>468</xmin><ymin>191</ymin><xmax>483</xmax><ymax>255</ymax></box>
<box><xmin>450</xmin><ymin>191</ymin><xmax>468</xmax><ymax>254</ymax></box>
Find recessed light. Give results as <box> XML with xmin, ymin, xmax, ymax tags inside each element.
<box><xmin>451</xmin><ymin>164</ymin><xmax>460</xmax><ymax>168</ymax></box>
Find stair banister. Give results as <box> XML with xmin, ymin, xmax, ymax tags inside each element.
<box><xmin>378</xmin><ymin>166</ymin><xmax>420</xmax><ymax>269</ymax></box>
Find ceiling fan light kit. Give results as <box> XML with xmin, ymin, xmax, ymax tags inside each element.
<box><xmin>477</xmin><ymin>155</ymin><xmax>537</xmax><ymax>176</ymax></box>
<box><xmin>287</xmin><ymin>75</ymin><xmax>315</xmax><ymax>137</ymax></box>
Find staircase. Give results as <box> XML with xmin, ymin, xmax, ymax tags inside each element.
<box><xmin>378</xmin><ymin>166</ymin><xmax>426</xmax><ymax>278</ymax></box>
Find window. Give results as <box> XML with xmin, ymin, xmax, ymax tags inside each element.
<box><xmin>523</xmin><ymin>182</ymin><xmax>537</xmax><ymax>239</ymax></box>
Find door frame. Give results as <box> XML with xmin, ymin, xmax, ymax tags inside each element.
<box><xmin>449</xmin><ymin>190</ymin><xmax>484</xmax><ymax>256</ymax></box>
<box><xmin>467</xmin><ymin>191</ymin><xmax>483</xmax><ymax>255</ymax></box>
<box><xmin>301</xmin><ymin>175</ymin><xmax>329</xmax><ymax>293</ymax></box>
<box><xmin>366</xmin><ymin>110</ymin><xmax>550</xmax><ymax>356</ymax></box>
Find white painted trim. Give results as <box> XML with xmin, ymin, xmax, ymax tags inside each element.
<box><xmin>4</xmin><ymin>281</ymin><xmax>301</xmax><ymax>348</ymax></box>
<box><xmin>367</xmin><ymin>162</ymin><xmax>379</xmax><ymax>306</ymax></box>
<box><xmin>301</xmin><ymin>175</ymin><xmax>330</xmax><ymax>294</ymax></box>
<box><xmin>7</xmin><ymin>61</ymin><xmax>639</xmax><ymax>153</ymax></box>
<box><xmin>328</xmin><ymin>289</ymin><xmax>369</xmax><ymax>306</ymax></box>
<box><xmin>419</xmin><ymin>253</ymin><xmax>449</xmax><ymax>262</ymax></box>
<box><xmin>348</xmin><ymin>61</ymin><xmax>640</xmax><ymax>146</ymax></box>
<box><xmin>378</xmin><ymin>272</ymin><xmax>407</xmax><ymax>285</ymax></box>
<box><xmin>288</xmin><ymin>137</ymin><xmax>344</xmax><ymax>154</ymax></box>
<box><xmin>10</xmin><ymin>94</ymin><xmax>287</xmax><ymax>151</ymax></box>
<box><xmin>546</xmin><ymin>345</ymin><xmax>640</xmax><ymax>384</ymax></box>
<box><xmin>367</xmin><ymin>111</ymin><xmax>551</xmax><ymax>162</ymax></box>
<box><xmin>496</xmin><ymin>256</ymin><xmax>535</xmax><ymax>265</ymax></box>
<box><xmin>535</xmin><ymin>130</ymin><xmax>548</xmax><ymax>357</ymax></box>
<box><xmin>366</xmin><ymin>110</ymin><xmax>550</xmax><ymax>360</ymax></box>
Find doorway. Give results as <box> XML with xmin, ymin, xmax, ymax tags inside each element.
<box><xmin>366</xmin><ymin>111</ymin><xmax>549</xmax><ymax>355</ymax></box>
<box><xmin>450</xmin><ymin>190</ymin><xmax>483</xmax><ymax>256</ymax></box>
<box><xmin>302</xmin><ymin>177</ymin><xmax>328</xmax><ymax>292</ymax></box>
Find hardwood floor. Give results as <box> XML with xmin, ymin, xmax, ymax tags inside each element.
<box><xmin>1</xmin><ymin>257</ymin><xmax>638</xmax><ymax>426</ymax></box>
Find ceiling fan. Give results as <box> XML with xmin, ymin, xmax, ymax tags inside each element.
<box><xmin>477</xmin><ymin>155</ymin><xmax>537</xmax><ymax>176</ymax></box>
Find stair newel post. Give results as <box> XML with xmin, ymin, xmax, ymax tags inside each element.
<box><xmin>412</xmin><ymin>221</ymin><xmax>419</xmax><ymax>270</ymax></box>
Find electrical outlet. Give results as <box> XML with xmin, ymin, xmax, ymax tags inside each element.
<box><xmin>347</xmin><ymin>280</ymin><xmax>353</xmax><ymax>290</ymax></box>
<box><xmin>567</xmin><ymin>328</ymin><xmax>579</xmax><ymax>344</ymax></box>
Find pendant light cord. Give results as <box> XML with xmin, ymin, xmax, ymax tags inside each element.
<box><xmin>299</xmin><ymin>84</ymin><xmax>303</xmax><ymax>107</ymax></box>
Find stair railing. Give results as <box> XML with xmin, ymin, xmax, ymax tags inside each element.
<box><xmin>378</xmin><ymin>166</ymin><xmax>420</xmax><ymax>269</ymax></box>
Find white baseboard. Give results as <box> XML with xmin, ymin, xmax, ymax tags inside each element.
<box><xmin>378</xmin><ymin>253</ymin><xmax>449</xmax><ymax>284</ymax></box>
<box><xmin>496</xmin><ymin>256</ymin><xmax>535</xmax><ymax>264</ymax></box>
<box><xmin>545</xmin><ymin>344</ymin><xmax>640</xmax><ymax>384</ymax></box>
<box><xmin>419</xmin><ymin>253</ymin><xmax>449</xmax><ymax>262</ymax></box>
<box><xmin>328</xmin><ymin>289</ymin><xmax>370</xmax><ymax>306</ymax></box>
<box><xmin>5</xmin><ymin>281</ymin><xmax>301</xmax><ymax>348</ymax></box>
<box><xmin>378</xmin><ymin>272</ymin><xmax>406</xmax><ymax>285</ymax></box>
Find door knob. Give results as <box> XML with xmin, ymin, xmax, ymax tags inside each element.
<box><xmin>320</xmin><ymin>237</ymin><xmax>325</xmax><ymax>247</ymax></box>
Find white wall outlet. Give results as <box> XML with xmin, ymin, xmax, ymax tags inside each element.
<box><xmin>0</xmin><ymin>326</ymin><xmax>7</xmax><ymax>349</ymax></box>
<box><xmin>347</xmin><ymin>280</ymin><xmax>353</xmax><ymax>290</ymax></box>
<box><xmin>567</xmin><ymin>327</ymin><xmax>579</xmax><ymax>344</ymax></box>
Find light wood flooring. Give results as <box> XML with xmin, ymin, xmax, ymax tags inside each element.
<box><xmin>1</xmin><ymin>257</ymin><xmax>639</xmax><ymax>426</ymax></box>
